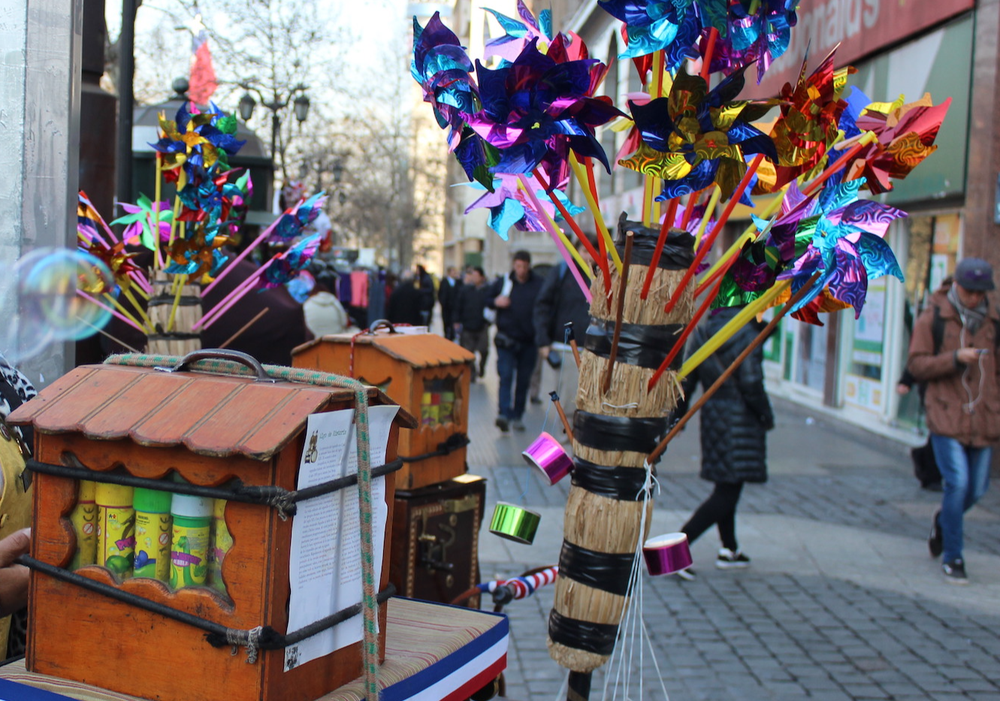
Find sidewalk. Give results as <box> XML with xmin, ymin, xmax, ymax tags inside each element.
<box><xmin>465</xmin><ymin>358</ymin><xmax>1000</xmax><ymax>700</ymax></box>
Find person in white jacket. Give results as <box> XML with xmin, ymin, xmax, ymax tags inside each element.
<box><xmin>304</xmin><ymin>283</ymin><xmax>352</xmax><ymax>337</ymax></box>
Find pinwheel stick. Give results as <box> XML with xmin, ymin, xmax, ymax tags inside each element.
<box><xmin>154</xmin><ymin>155</ymin><xmax>163</xmax><ymax>269</ymax></box>
<box><xmin>681</xmin><ymin>186</ymin><xmax>710</xmax><ymax>232</ymax></box>
<box><xmin>549</xmin><ymin>391</ymin><xmax>574</xmax><ymax>442</ymax></box>
<box><xmin>517</xmin><ymin>175</ymin><xmax>593</xmax><ymax>303</ymax></box>
<box><xmin>664</xmin><ymin>153</ymin><xmax>765</xmax><ymax>313</ymax></box>
<box><xmin>202</xmin><ymin>211</ymin><xmax>285</xmax><ymax>296</ymax></box>
<box><xmin>77</xmin><ymin>291</ymin><xmax>145</xmax><ymax>333</ymax></box>
<box><xmin>646</xmin><ymin>273</ymin><xmax>725</xmax><ymax>392</ymax></box>
<box><xmin>647</xmin><ymin>271</ymin><xmax>821</xmax><ymax>465</ymax></box>
<box><xmin>166</xmin><ymin>273</ymin><xmax>188</xmax><ymax>333</ymax></box>
<box><xmin>569</xmin><ymin>338</ymin><xmax>582</xmax><ymax>369</ymax></box>
<box><xmin>570</xmin><ymin>154</ymin><xmax>623</xmax><ymax>273</ymax></box>
<box><xmin>602</xmin><ymin>232</ymin><xmax>633</xmax><ymax>394</ymax></box>
<box><xmin>640</xmin><ymin>197</ymin><xmax>679</xmax><ymax>300</ymax></box>
<box><xmin>533</xmin><ymin>168</ymin><xmax>611</xmax><ymax>293</ymax></box>
<box><xmin>801</xmin><ymin>132</ymin><xmax>878</xmax><ymax>197</ymax></box>
<box><xmin>194</xmin><ymin>257</ymin><xmax>275</xmax><ymax>331</ymax></box>
<box><xmin>693</xmin><ymin>186</ymin><xmax>722</xmax><ymax>250</ymax></box>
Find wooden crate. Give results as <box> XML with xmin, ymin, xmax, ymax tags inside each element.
<box><xmin>9</xmin><ymin>358</ymin><xmax>415</xmax><ymax>701</ymax></box>
<box><xmin>292</xmin><ymin>327</ymin><xmax>474</xmax><ymax>490</ymax></box>
<box><xmin>390</xmin><ymin>474</ymin><xmax>486</xmax><ymax>607</ymax></box>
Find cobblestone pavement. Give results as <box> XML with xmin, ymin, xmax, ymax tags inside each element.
<box><xmin>463</xmin><ymin>358</ymin><xmax>1000</xmax><ymax>700</ymax></box>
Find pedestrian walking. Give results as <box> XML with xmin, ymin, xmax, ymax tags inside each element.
<box><xmin>676</xmin><ymin>305</ymin><xmax>774</xmax><ymax>579</ymax></box>
<box><xmin>534</xmin><ymin>250</ymin><xmax>592</xmax><ymax>367</ymax></box>
<box><xmin>454</xmin><ymin>266</ymin><xmax>491</xmax><ymax>380</ymax></box>
<box><xmin>438</xmin><ymin>266</ymin><xmax>463</xmax><ymax>341</ymax></box>
<box><xmin>907</xmin><ymin>257</ymin><xmax>999</xmax><ymax>584</ymax></box>
<box><xmin>386</xmin><ymin>270</ymin><xmax>426</xmax><ymax>327</ymax></box>
<box><xmin>486</xmin><ymin>250</ymin><xmax>544</xmax><ymax>432</ymax></box>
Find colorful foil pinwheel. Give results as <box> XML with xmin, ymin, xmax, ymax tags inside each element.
<box><xmin>599</xmin><ymin>0</ymin><xmax>713</xmax><ymax>68</ymax></box>
<box><xmin>707</xmin><ymin>0</ymin><xmax>798</xmax><ymax>84</ymax></box>
<box><xmin>412</xmin><ymin>12</ymin><xmax>480</xmax><ymax>152</ymax></box>
<box><xmin>465</xmin><ymin>173</ymin><xmax>586</xmax><ymax>240</ymax></box>
<box><xmin>464</xmin><ymin>39</ymin><xmax>623</xmax><ymax>179</ymax></box>
<box><xmin>621</xmin><ymin>67</ymin><xmax>776</xmax><ymax>201</ymax></box>
<box><xmin>484</xmin><ymin>0</ymin><xmax>555</xmax><ymax>62</ymax></box>
<box><xmin>151</xmin><ymin>103</ymin><xmax>245</xmax><ymax>188</ymax></box>
<box><xmin>841</xmin><ymin>94</ymin><xmax>952</xmax><ymax>195</ymax></box>
<box><xmin>267</xmin><ymin>192</ymin><xmax>327</xmax><ymax>245</ymax></box>
<box><xmin>261</xmin><ymin>235</ymin><xmax>321</xmax><ymax>289</ymax></box>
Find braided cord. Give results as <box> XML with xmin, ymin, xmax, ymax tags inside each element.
<box><xmin>105</xmin><ymin>354</ymin><xmax>381</xmax><ymax>698</ymax></box>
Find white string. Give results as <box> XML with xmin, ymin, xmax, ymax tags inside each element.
<box><xmin>957</xmin><ymin>321</ymin><xmax>987</xmax><ymax>415</ymax></box>
<box><xmin>553</xmin><ymin>669</ymin><xmax>570</xmax><ymax>701</ymax></box>
<box><xmin>602</xmin><ymin>461</ymin><xmax>663</xmax><ymax>701</ymax></box>
<box><xmin>602</xmin><ymin>401</ymin><xmax>640</xmax><ymax>410</ymax></box>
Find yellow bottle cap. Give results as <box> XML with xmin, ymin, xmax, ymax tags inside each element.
<box><xmin>95</xmin><ymin>483</ymin><xmax>134</xmax><ymax>508</ymax></box>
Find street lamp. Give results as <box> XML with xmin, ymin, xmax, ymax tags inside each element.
<box><xmin>236</xmin><ymin>82</ymin><xmax>310</xmax><ymax>183</ymax></box>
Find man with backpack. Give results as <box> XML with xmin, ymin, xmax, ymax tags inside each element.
<box><xmin>907</xmin><ymin>258</ymin><xmax>1000</xmax><ymax>584</ymax></box>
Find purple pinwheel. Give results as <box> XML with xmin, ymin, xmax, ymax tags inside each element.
<box><xmin>599</xmin><ymin>0</ymin><xmax>714</xmax><ymax>69</ymax></box>
<box><xmin>464</xmin><ymin>39</ymin><xmax>623</xmax><ymax>180</ymax></box>
<box><xmin>412</xmin><ymin>12</ymin><xmax>479</xmax><ymax>151</ymax></box>
<box><xmin>267</xmin><ymin>193</ymin><xmax>327</xmax><ymax>244</ymax></box>
<box><xmin>261</xmin><ymin>235</ymin><xmax>321</xmax><ymax>289</ymax></box>
<box><xmin>707</xmin><ymin>0</ymin><xmax>798</xmax><ymax>84</ymax></box>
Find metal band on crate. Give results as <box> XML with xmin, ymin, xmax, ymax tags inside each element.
<box><xmin>570</xmin><ymin>458</ymin><xmax>653</xmax><ymax>500</ymax></box>
<box><xmin>573</xmin><ymin>412</ymin><xmax>668</xmax><ymax>454</ymax></box>
<box><xmin>584</xmin><ymin>319</ymin><xmax>685</xmax><ymax>370</ymax></box>
<box><xmin>558</xmin><ymin>541</ymin><xmax>633</xmax><ymax>597</ymax></box>
<box><xmin>399</xmin><ymin>433</ymin><xmax>469</xmax><ymax>463</ymax></box>
<box><xmin>25</xmin><ymin>458</ymin><xmax>403</xmax><ymax>519</ymax></box>
<box><xmin>19</xmin><ymin>556</ymin><xmax>394</xmax><ymax>662</ymax></box>
<box><xmin>548</xmin><ymin>610</ymin><xmax>618</xmax><ymax>656</ymax></box>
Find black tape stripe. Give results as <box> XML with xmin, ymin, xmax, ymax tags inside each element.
<box><xmin>548</xmin><ymin>610</ymin><xmax>619</xmax><ymax>656</ymax></box>
<box><xmin>573</xmin><ymin>412</ymin><xmax>668</xmax><ymax>454</ymax></box>
<box><xmin>147</xmin><ymin>332</ymin><xmax>201</xmax><ymax>341</ymax></box>
<box><xmin>558</xmin><ymin>541</ymin><xmax>634</xmax><ymax>597</ymax></box>
<box><xmin>584</xmin><ymin>319</ymin><xmax>685</xmax><ymax>370</ymax></box>
<box><xmin>570</xmin><ymin>458</ymin><xmax>652</xmax><ymax>501</ymax></box>
<box><xmin>614</xmin><ymin>214</ymin><xmax>695</xmax><ymax>271</ymax></box>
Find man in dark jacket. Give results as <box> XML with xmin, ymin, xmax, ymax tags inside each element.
<box><xmin>438</xmin><ymin>267</ymin><xmax>463</xmax><ymax>341</ymax></box>
<box><xmin>386</xmin><ymin>270</ymin><xmax>426</xmax><ymax>327</ymax></box>
<box><xmin>454</xmin><ymin>266</ymin><xmax>491</xmax><ymax>380</ymax></box>
<box><xmin>908</xmin><ymin>258</ymin><xmax>999</xmax><ymax>584</ymax></box>
<box><xmin>676</xmin><ymin>305</ymin><xmax>774</xmax><ymax>578</ymax></box>
<box><xmin>534</xmin><ymin>256</ymin><xmax>592</xmax><ymax>364</ymax></box>
<box><xmin>486</xmin><ymin>250</ymin><xmax>544</xmax><ymax>432</ymax></box>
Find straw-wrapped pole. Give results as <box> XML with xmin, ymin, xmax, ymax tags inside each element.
<box><xmin>548</xmin><ymin>216</ymin><xmax>695</xmax><ymax>674</ymax></box>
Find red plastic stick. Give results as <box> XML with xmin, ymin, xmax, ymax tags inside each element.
<box><xmin>640</xmin><ymin>198</ymin><xmax>679</xmax><ymax>300</ymax></box>
<box><xmin>663</xmin><ymin>153</ymin><xmax>765</xmax><ymax>313</ymax></box>
<box><xmin>647</xmin><ymin>274</ymin><xmax>724</xmax><ymax>392</ymax></box>
<box><xmin>801</xmin><ymin>139</ymin><xmax>871</xmax><ymax>197</ymax></box>
<box><xmin>680</xmin><ymin>187</ymin><xmax>709</xmax><ymax>232</ymax></box>
<box><xmin>700</xmin><ymin>28</ymin><xmax>718</xmax><ymax>82</ymax></box>
<box><xmin>532</xmin><ymin>168</ymin><xmax>610</xmax><ymax>293</ymax></box>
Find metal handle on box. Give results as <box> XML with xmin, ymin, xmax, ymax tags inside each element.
<box><xmin>366</xmin><ymin>319</ymin><xmax>397</xmax><ymax>335</ymax></box>
<box><xmin>154</xmin><ymin>349</ymin><xmax>275</xmax><ymax>383</ymax></box>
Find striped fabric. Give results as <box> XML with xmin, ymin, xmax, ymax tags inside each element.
<box><xmin>0</xmin><ymin>599</ymin><xmax>508</xmax><ymax>701</ymax></box>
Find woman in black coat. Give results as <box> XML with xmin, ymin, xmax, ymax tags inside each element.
<box><xmin>678</xmin><ymin>304</ymin><xmax>774</xmax><ymax>576</ymax></box>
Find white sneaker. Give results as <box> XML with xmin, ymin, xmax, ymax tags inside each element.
<box><xmin>716</xmin><ymin>548</ymin><xmax>751</xmax><ymax>569</ymax></box>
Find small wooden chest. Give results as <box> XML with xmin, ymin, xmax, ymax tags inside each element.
<box><xmin>292</xmin><ymin>325</ymin><xmax>474</xmax><ymax>490</ymax></box>
<box><xmin>389</xmin><ymin>474</ymin><xmax>486</xmax><ymax>607</ymax></box>
<box><xmin>9</xmin><ymin>354</ymin><xmax>415</xmax><ymax>701</ymax></box>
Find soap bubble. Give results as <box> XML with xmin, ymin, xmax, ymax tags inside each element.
<box><xmin>0</xmin><ymin>248</ymin><xmax>114</xmax><ymax>364</ymax></box>
<box><xmin>24</xmin><ymin>249</ymin><xmax>114</xmax><ymax>341</ymax></box>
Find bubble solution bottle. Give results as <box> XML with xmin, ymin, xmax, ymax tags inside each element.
<box><xmin>95</xmin><ymin>483</ymin><xmax>135</xmax><ymax>580</ymax></box>
<box><xmin>69</xmin><ymin>480</ymin><xmax>97</xmax><ymax>570</ymax></box>
<box><xmin>208</xmin><ymin>499</ymin><xmax>233</xmax><ymax>595</ymax></box>
<box><xmin>133</xmin><ymin>487</ymin><xmax>172</xmax><ymax>582</ymax></box>
<box><xmin>169</xmin><ymin>494</ymin><xmax>212</xmax><ymax>589</ymax></box>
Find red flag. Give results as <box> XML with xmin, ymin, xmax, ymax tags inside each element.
<box><xmin>189</xmin><ymin>30</ymin><xmax>217</xmax><ymax>105</ymax></box>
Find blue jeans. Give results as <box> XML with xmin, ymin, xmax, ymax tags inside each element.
<box><xmin>930</xmin><ymin>434</ymin><xmax>991</xmax><ymax>563</ymax></box>
<box><xmin>496</xmin><ymin>343</ymin><xmax>537</xmax><ymax>420</ymax></box>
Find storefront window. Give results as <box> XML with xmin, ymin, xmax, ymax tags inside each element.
<box><xmin>793</xmin><ymin>318</ymin><xmax>827</xmax><ymax>393</ymax></box>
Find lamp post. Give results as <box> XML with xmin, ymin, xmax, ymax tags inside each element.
<box><xmin>236</xmin><ymin>83</ymin><xmax>310</xmax><ymax>183</ymax></box>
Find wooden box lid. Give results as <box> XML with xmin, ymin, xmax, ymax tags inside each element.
<box><xmin>9</xmin><ymin>362</ymin><xmax>415</xmax><ymax>461</ymax></box>
<box><xmin>294</xmin><ymin>331</ymin><xmax>475</xmax><ymax>370</ymax></box>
